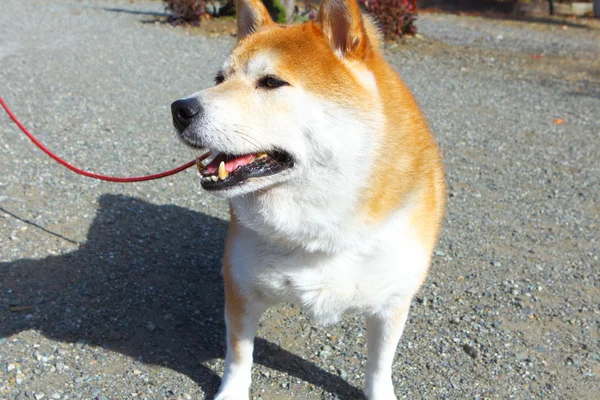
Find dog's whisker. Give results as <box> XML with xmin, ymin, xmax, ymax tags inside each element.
<box><xmin>237</xmin><ymin>136</ymin><xmax>262</xmax><ymax>152</ymax></box>
<box><xmin>233</xmin><ymin>128</ymin><xmax>265</xmax><ymax>148</ymax></box>
<box><xmin>235</xmin><ymin>132</ymin><xmax>262</xmax><ymax>151</ymax></box>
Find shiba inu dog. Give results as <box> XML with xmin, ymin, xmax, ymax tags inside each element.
<box><xmin>171</xmin><ymin>0</ymin><xmax>446</xmax><ymax>398</ymax></box>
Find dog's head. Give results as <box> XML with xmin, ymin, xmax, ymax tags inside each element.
<box><xmin>172</xmin><ymin>0</ymin><xmax>382</xmax><ymax>198</ymax></box>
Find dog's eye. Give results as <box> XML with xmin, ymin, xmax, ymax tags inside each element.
<box><xmin>214</xmin><ymin>73</ymin><xmax>225</xmax><ymax>85</ymax></box>
<box><xmin>257</xmin><ymin>76</ymin><xmax>289</xmax><ymax>90</ymax></box>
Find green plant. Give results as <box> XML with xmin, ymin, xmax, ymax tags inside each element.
<box><xmin>263</xmin><ymin>0</ymin><xmax>289</xmax><ymax>23</ymax></box>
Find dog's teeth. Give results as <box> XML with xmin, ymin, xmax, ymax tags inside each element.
<box><xmin>218</xmin><ymin>161</ymin><xmax>228</xmax><ymax>180</ymax></box>
<box><xmin>257</xmin><ymin>153</ymin><xmax>268</xmax><ymax>159</ymax></box>
<box><xmin>211</xmin><ymin>175</ymin><xmax>218</xmax><ymax>182</ymax></box>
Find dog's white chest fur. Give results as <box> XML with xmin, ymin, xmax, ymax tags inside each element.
<box><xmin>228</xmin><ymin>197</ymin><xmax>429</xmax><ymax>326</ymax></box>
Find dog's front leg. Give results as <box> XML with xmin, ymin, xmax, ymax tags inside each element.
<box><xmin>363</xmin><ymin>300</ymin><xmax>411</xmax><ymax>400</ymax></box>
<box><xmin>214</xmin><ymin>265</ymin><xmax>266</xmax><ymax>400</ymax></box>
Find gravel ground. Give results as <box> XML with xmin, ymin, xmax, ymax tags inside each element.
<box><xmin>1</xmin><ymin>1</ymin><xmax>599</xmax><ymax>399</ymax></box>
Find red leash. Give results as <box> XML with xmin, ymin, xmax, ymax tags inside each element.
<box><xmin>1</xmin><ymin>96</ymin><xmax>209</xmax><ymax>182</ymax></box>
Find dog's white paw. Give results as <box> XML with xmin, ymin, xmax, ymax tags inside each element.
<box><xmin>213</xmin><ymin>395</ymin><xmax>248</xmax><ymax>400</ymax></box>
<box><xmin>213</xmin><ymin>390</ymin><xmax>249</xmax><ymax>400</ymax></box>
<box><xmin>364</xmin><ymin>393</ymin><xmax>398</xmax><ymax>400</ymax></box>
<box><xmin>364</xmin><ymin>383</ymin><xmax>398</xmax><ymax>400</ymax></box>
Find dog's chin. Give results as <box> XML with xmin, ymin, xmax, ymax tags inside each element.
<box><xmin>202</xmin><ymin>171</ymin><xmax>295</xmax><ymax>199</ymax></box>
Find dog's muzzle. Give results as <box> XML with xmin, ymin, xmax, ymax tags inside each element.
<box><xmin>171</xmin><ymin>97</ymin><xmax>203</xmax><ymax>133</ymax></box>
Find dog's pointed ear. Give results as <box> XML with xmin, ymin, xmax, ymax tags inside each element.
<box><xmin>316</xmin><ymin>0</ymin><xmax>369</xmax><ymax>58</ymax></box>
<box><xmin>237</xmin><ymin>0</ymin><xmax>274</xmax><ymax>41</ymax></box>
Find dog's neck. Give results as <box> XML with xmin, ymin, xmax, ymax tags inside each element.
<box><xmin>231</xmin><ymin>178</ymin><xmax>368</xmax><ymax>254</ymax></box>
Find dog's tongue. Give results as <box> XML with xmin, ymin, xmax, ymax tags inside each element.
<box><xmin>203</xmin><ymin>153</ymin><xmax>257</xmax><ymax>174</ymax></box>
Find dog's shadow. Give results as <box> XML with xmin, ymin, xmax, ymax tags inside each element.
<box><xmin>1</xmin><ymin>194</ymin><xmax>363</xmax><ymax>399</ymax></box>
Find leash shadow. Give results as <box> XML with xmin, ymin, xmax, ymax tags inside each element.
<box><xmin>0</xmin><ymin>194</ymin><xmax>363</xmax><ymax>399</ymax></box>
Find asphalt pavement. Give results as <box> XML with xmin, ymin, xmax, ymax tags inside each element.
<box><xmin>1</xmin><ymin>1</ymin><xmax>599</xmax><ymax>399</ymax></box>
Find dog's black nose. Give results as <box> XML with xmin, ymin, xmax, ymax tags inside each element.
<box><xmin>171</xmin><ymin>98</ymin><xmax>202</xmax><ymax>132</ymax></box>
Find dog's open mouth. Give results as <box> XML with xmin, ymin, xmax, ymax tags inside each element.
<box><xmin>197</xmin><ymin>151</ymin><xmax>293</xmax><ymax>190</ymax></box>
